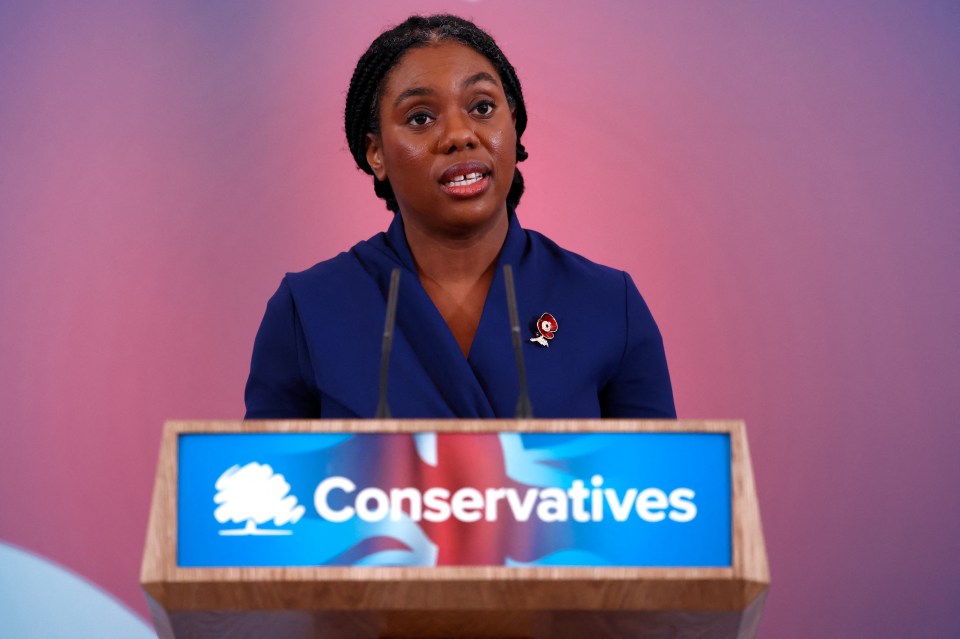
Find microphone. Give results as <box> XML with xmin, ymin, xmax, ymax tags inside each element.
<box><xmin>375</xmin><ymin>268</ymin><xmax>401</xmax><ymax>419</ymax></box>
<box><xmin>503</xmin><ymin>265</ymin><xmax>534</xmax><ymax>418</ymax></box>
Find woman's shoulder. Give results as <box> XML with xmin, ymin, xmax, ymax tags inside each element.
<box><xmin>522</xmin><ymin>226</ymin><xmax>633</xmax><ymax>291</ymax></box>
<box><xmin>284</xmin><ymin>251</ymin><xmax>355</xmax><ymax>287</ymax></box>
<box><xmin>281</xmin><ymin>230</ymin><xmax>392</xmax><ymax>295</ymax></box>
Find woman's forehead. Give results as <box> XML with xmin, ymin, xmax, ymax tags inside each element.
<box><xmin>382</xmin><ymin>41</ymin><xmax>501</xmax><ymax>98</ymax></box>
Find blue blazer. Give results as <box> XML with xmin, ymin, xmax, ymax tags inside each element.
<box><xmin>245</xmin><ymin>212</ymin><xmax>676</xmax><ymax>419</ymax></box>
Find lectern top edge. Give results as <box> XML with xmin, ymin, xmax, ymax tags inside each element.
<box><xmin>162</xmin><ymin>418</ymin><xmax>746</xmax><ymax>435</ymax></box>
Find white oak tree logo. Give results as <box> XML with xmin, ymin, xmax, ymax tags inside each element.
<box><xmin>214</xmin><ymin>462</ymin><xmax>305</xmax><ymax>535</ymax></box>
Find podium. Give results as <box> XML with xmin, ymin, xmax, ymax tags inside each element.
<box><xmin>141</xmin><ymin>420</ymin><xmax>768</xmax><ymax>638</ymax></box>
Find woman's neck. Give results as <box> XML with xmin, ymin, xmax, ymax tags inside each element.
<box><xmin>401</xmin><ymin>210</ymin><xmax>509</xmax><ymax>285</ymax></box>
<box><xmin>401</xmin><ymin>210</ymin><xmax>509</xmax><ymax>357</ymax></box>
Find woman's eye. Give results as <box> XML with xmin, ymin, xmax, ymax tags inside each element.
<box><xmin>473</xmin><ymin>101</ymin><xmax>495</xmax><ymax>116</ymax></box>
<box><xmin>407</xmin><ymin>112</ymin><xmax>433</xmax><ymax>127</ymax></box>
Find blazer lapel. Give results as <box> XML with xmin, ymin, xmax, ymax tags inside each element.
<box><xmin>466</xmin><ymin>211</ymin><xmax>531</xmax><ymax>418</ymax></box>
<box><xmin>355</xmin><ymin>214</ymin><xmax>497</xmax><ymax>418</ymax></box>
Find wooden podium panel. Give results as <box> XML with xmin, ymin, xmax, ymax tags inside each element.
<box><xmin>141</xmin><ymin>420</ymin><xmax>768</xmax><ymax>638</ymax></box>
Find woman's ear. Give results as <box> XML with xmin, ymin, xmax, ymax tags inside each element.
<box><xmin>365</xmin><ymin>133</ymin><xmax>387</xmax><ymax>181</ymax></box>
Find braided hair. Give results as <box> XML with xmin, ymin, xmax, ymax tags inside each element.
<box><xmin>345</xmin><ymin>14</ymin><xmax>529</xmax><ymax>213</ymax></box>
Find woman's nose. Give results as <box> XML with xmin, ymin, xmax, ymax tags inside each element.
<box><xmin>439</xmin><ymin>110</ymin><xmax>477</xmax><ymax>153</ymax></box>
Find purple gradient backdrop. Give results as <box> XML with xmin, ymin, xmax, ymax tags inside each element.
<box><xmin>1</xmin><ymin>1</ymin><xmax>958</xmax><ymax>636</ymax></box>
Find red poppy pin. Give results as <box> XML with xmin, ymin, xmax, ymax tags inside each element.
<box><xmin>530</xmin><ymin>312</ymin><xmax>558</xmax><ymax>347</ymax></box>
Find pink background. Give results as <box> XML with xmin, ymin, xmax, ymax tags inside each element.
<box><xmin>1</xmin><ymin>1</ymin><xmax>958</xmax><ymax>637</ymax></box>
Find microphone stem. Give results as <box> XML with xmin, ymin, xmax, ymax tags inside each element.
<box><xmin>504</xmin><ymin>265</ymin><xmax>533</xmax><ymax>419</ymax></box>
<box><xmin>376</xmin><ymin>268</ymin><xmax>401</xmax><ymax>419</ymax></box>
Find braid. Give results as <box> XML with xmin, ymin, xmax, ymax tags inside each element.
<box><xmin>344</xmin><ymin>15</ymin><xmax>530</xmax><ymax>213</ymax></box>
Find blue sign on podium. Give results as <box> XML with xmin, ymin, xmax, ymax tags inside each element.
<box><xmin>178</xmin><ymin>431</ymin><xmax>731</xmax><ymax>569</ymax></box>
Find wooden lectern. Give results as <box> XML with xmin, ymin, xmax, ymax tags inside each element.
<box><xmin>141</xmin><ymin>420</ymin><xmax>768</xmax><ymax>638</ymax></box>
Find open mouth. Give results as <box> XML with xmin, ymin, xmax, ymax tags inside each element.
<box><xmin>443</xmin><ymin>171</ymin><xmax>487</xmax><ymax>188</ymax></box>
<box><xmin>439</xmin><ymin>162</ymin><xmax>492</xmax><ymax>198</ymax></box>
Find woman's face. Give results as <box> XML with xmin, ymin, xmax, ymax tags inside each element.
<box><xmin>366</xmin><ymin>41</ymin><xmax>517</xmax><ymax>238</ymax></box>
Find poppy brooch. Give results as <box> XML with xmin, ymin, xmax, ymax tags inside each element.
<box><xmin>529</xmin><ymin>312</ymin><xmax>558</xmax><ymax>347</ymax></box>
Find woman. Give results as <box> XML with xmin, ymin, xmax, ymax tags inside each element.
<box><xmin>245</xmin><ymin>14</ymin><xmax>675</xmax><ymax>420</ymax></box>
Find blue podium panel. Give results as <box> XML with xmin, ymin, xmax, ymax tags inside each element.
<box><xmin>178</xmin><ymin>432</ymin><xmax>731</xmax><ymax>568</ymax></box>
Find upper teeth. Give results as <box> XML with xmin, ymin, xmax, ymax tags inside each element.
<box><xmin>446</xmin><ymin>172</ymin><xmax>484</xmax><ymax>187</ymax></box>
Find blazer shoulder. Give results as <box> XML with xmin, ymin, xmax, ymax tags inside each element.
<box><xmin>525</xmin><ymin>227</ymin><xmax>630</xmax><ymax>290</ymax></box>
<box><xmin>285</xmin><ymin>250</ymin><xmax>355</xmax><ymax>286</ymax></box>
